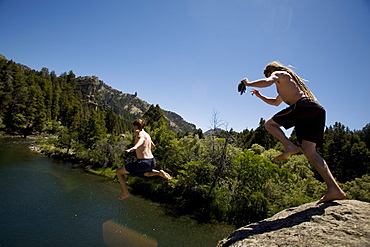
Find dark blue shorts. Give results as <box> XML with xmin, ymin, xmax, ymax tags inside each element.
<box><xmin>124</xmin><ymin>158</ymin><xmax>156</xmax><ymax>177</ymax></box>
<box><xmin>272</xmin><ymin>98</ymin><xmax>326</xmax><ymax>147</ymax></box>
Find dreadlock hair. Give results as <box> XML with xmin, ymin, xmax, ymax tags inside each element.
<box><xmin>263</xmin><ymin>61</ymin><xmax>316</xmax><ymax>100</ymax></box>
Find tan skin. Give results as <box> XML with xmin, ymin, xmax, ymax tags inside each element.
<box><xmin>241</xmin><ymin>70</ymin><xmax>346</xmax><ymax>204</ymax></box>
<box><xmin>116</xmin><ymin>126</ymin><xmax>172</xmax><ymax>200</ymax></box>
<box><xmin>126</xmin><ymin>127</ymin><xmax>155</xmax><ymax>159</ymax></box>
<box><xmin>243</xmin><ymin>71</ymin><xmax>304</xmax><ymax>161</ymax></box>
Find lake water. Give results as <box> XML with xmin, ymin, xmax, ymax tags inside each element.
<box><xmin>0</xmin><ymin>138</ymin><xmax>235</xmax><ymax>247</ymax></box>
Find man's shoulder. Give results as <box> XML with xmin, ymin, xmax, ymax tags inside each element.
<box><xmin>273</xmin><ymin>71</ymin><xmax>292</xmax><ymax>83</ymax></box>
<box><xmin>137</xmin><ymin>130</ymin><xmax>146</xmax><ymax>137</ymax></box>
<box><xmin>141</xmin><ymin>131</ymin><xmax>151</xmax><ymax>139</ymax></box>
<box><xmin>272</xmin><ymin>71</ymin><xmax>290</xmax><ymax>77</ymax></box>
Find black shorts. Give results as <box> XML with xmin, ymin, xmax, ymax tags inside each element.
<box><xmin>125</xmin><ymin>158</ymin><xmax>156</xmax><ymax>177</ymax></box>
<box><xmin>272</xmin><ymin>98</ymin><xmax>326</xmax><ymax>147</ymax></box>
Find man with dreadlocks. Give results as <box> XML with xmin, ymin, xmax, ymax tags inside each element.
<box><xmin>238</xmin><ymin>61</ymin><xmax>346</xmax><ymax>204</ymax></box>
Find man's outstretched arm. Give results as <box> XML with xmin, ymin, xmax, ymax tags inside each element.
<box><xmin>251</xmin><ymin>88</ymin><xmax>283</xmax><ymax>106</ymax></box>
<box><xmin>126</xmin><ymin>133</ymin><xmax>145</xmax><ymax>153</ymax></box>
<box><xmin>241</xmin><ymin>74</ymin><xmax>278</xmax><ymax>88</ymax></box>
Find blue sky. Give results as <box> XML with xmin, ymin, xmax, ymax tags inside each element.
<box><xmin>1</xmin><ymin>0</ymin><xmax>369</xmax><ymax>133</ymax></box>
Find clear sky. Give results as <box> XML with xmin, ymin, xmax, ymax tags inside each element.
<box><xmin>1</xmin><ymin>0</ymin><xmax>369</xmax><ymax>133</ymax></box>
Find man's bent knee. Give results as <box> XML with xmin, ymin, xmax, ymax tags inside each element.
<box><xmin>264</xmin><ymin>118</ymin><xmax>279</xmax><ymax>130</ymax></box>
<box><xmin>301</xmin><ymin>141</ymin><xmax>318</xmax><ymax>157</ymax></box>
<box><xmin>116</xmin><ymin>166</ymin><xmax>128</xmax><ymax>175</ymax></box>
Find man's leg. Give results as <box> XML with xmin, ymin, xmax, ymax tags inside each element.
<box><xmin>116</xmin><ymin>166</ymin><xmax>131</xmax><ymax>200</ymax></box>
<box><xmin>265</xmin><ymin>118</ymin><xmax>300</xmax><ymax>162</ymax></box>
<box><xmin>301</xmin><ymin>140</ymin><xmax>346</xmax><ymax>203</ymax></box>
<box><xmin>144</xmin><ymin>169</ymin><xmax>172</xmax><ymax>180</ymax></box>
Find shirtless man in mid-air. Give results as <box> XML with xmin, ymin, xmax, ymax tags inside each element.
<box><xmin>238</xmin><ymin>61</ymin><xmax>346</xmax><ymax>204</ymax></box>
<box><xmin>116</xmin><ymin>119</ymin><xmax>172</xmax><ymax>200</ymax></box>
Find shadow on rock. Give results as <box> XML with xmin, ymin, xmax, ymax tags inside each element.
<box><xmin>220</xmin><ymin>202</ymin><xmax>340</xmax><ymax>247</ymax></box>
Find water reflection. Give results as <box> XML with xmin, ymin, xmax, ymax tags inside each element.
<box><xmin>0</xmin><ymin>138</ymin><xmax>235</xmax><ymax>247</ymax></box>
<box><xmin>103</xmin><ymin>220</ymin><xmax>158</xmax><ymax>247</ymax></box>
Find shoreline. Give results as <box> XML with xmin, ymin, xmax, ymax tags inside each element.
<box><xmin>1</xmin><ymin>135</ymin><xmax>118</xmax><ymax>179</ymax></box>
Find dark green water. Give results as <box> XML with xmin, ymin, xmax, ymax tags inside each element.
<box><xmin>0</xmin><ymin>138</ymin><xmax>234</xmax><ymax>247</ymax></box>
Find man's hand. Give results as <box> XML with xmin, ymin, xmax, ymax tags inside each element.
<box><xmin>251</xmin><ymin>88</ymin><xmax>260</xmax><ymax>96</ymax></box>
<box><xmin>125</xmin><ymin>147</ymin><xmax>136</xmax><ymax>153</ymax></box>
<box><xmin>238</xmin><ymin>79</ymin><xmax>247</xmax><ymax>95</ymax></box>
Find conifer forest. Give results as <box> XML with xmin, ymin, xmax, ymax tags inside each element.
<box><xmin>1</xmin><ymin>55</ymin><xmax>369</xmax><ymax>226</ymax></box>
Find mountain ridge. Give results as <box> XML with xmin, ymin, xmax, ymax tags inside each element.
<box><xmin>1</xmin><ymin>54</ymin><xmax>197</xmax><ymax>133</ymax></box>
<box><xmin>76</xmin><ymin>75</ymin><xmax>197</xmax><ymax>133</ymax></box>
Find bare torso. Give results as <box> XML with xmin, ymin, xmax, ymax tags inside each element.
<box><xmin>273</xmin><ymin>71</ymin><xmax>307</xmax><ymax>105</ymax></box>
<box><xmin>134</xmin><ymin>130</ymin><xmax>154</xmax><ymax>159</ymax></box>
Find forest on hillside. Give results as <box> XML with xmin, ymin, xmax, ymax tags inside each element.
<box><xmin>1</xmin><ymin>56</ymin><xmax>369</xmax><ymax>226</ymax></box>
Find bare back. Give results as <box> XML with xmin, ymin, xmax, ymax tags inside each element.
<box><xmin>272</xmin><ymin>71</ymin><xmax>308</xmax><ymax>105</ymax></box>
<box><xmin>134</xmin><ymin>130</ymin><xmax>154</xmax><ymax>159</ymax></box>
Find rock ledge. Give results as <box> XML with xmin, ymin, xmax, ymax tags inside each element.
<box><xmin>218</xmin><ymin>200</ymin><xmax>370</xmax><ymax>247</ymax></box>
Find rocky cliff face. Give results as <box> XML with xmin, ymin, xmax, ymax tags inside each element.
<box><xmin>218</xmin><ymin>200</ymin><xmax>370</xmax><ymax>247</ymax></box>
<box><xmin>76</xmin><ymin>76</ymin><xmax>197</xmax><ymax>133</ymax></box>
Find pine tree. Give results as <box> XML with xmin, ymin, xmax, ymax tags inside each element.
<box><xmin>246</xmin><ymin>118</ymin><xmax>278</xmax><ymax>149</ymax></box>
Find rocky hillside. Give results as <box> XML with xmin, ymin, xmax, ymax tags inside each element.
<box><xmin>218</xmin><ymin>200</ymin><xmax>370</xmax><ymax>247</ymax></box>
<box><xmin>2</xmin><ymin>54</ymin><xmax>197</xmax><ymax>133</ymax></box>
<box><xmin>76</xmin><ymin>76</ymin><xmax>197</xmax><ymax>133</ymax></box>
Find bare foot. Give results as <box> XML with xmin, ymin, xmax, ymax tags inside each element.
<box><xmin>317</xmin><ymin>190</ymin><xmax>346</xmax><ymax>204</ymax></box>
<box><xmin>118</xmin><ymin>193</ymin><xmax>131</xmax><ymax>200</ymax></box>
<box><xmin>273</xmin><ymin>146</ymin><xmax>300</xmax><ymax>162</ymax></box>
<box><xmin>159</xmin><ymin>170</ymin><xmax>172</xmax><ymax>180</ymax></box>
